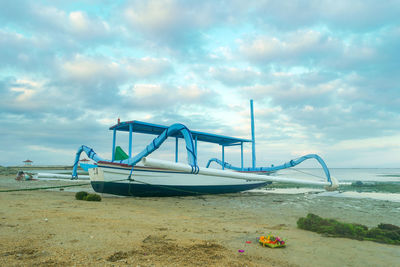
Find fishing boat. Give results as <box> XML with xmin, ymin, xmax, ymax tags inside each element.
<box><xmin>71</xmin><ymin>100</ymin><xmax>338</xmax><ymax>197</ymax></box>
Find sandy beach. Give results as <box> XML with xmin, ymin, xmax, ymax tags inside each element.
<box><xmin>1</xmin><ymin>174</ymin><xmax>399</xmax><ymax>267</ymax></box>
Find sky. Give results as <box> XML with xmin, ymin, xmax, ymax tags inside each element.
<box><xmin>0</xmin><ymin>0</ymin><xmax>399</xmax><ymax>168</ymax></box>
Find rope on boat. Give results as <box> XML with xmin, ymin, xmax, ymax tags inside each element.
<box><xmin>289</xmin><ymin>168</ymin><xmax>327</xmax><ymax>180</ymax></box>
<box><xmin>0</xmin><ymin>183</ymin><xmax>91</xmax><ymax>193</ymax></box>
<box><xmin>0</xmin><ymin>175</ymin><xmax>137</xmax><ymax>194</ymax></box>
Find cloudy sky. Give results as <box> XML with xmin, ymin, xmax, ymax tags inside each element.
<box><xmin>1</xmin><ymin>0</ymin><xmax>399</xmax><ymax>168</ymax></box>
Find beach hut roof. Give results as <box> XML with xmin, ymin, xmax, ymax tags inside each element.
<box><xmin>23</xmin><ymin>159</ymin><xmax>33</xmax><ymax>162</ymax></box>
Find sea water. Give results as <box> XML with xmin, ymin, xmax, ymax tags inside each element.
<box><xmin>253</xmin><ymin>168</ymin><xmax>400</xmax><ymax>203</ymax></box>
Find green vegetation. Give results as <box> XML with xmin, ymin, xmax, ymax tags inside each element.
<box><xmin>344</xmin><ymin>182</ymin><xmax>400</xmax><ymax>193</ymax></box>
<box><xmin>85</xmin><ymin>193</ymin><xmax>102</xmax><ymax>201</ymax></box>
<box><xmin>75</xmin><ymin>191</ymin><xmax>101</xmax><ymax>202</ymax></box>
<box><xmin>75</xmin><ymin>191</ymin><xmax>89</xmax><ymax>200</ymax></box>
<box><xmin>297</xmin><ymin>213</ymin><xmax>400</xmax><ymax>245</ymax></box>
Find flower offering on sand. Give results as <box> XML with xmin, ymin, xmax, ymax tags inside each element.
<box><xmin>258</xmin><ymin>235</ymin><xmax>286</xmax><ymax>248</ymax></box>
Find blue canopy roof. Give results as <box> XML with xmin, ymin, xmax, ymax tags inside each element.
<box><xmin>110</xmin><ymin>120</ymin><xmax>251</xmax><ymax>145</ymax></box>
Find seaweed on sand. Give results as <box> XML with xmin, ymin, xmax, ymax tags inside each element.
<box><xmin>75</xmin><ymin>191</ymin><xmax>88</xmax><ymax>200</ymax></box>
<box><xmin>75</xmin><ymin>191</ymin><xmax>101</xmax><ymax>202</ymax></box>
<box><xmin>365</xmin><ymin>224</ymin><xmax>400</xmax><ymax>245</ymax></box>
<box><xmin>297</xmin><ymin>213</ymin><xmax>400</xmax><ymax>245</ymax></box>
<box><xmin>85</xmin><ymin>193</ymin><xmax>102</xmax><ymax>201</ymax></box>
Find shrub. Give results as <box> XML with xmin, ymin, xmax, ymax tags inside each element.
<box><xmin>75</xmin><ymin>191</ymin><xmax>88</xmax><ymax>200</ymax></box>
<box><xmin>85</xmin><ymin>193</ymin><xmax>102</xmax><ymax>202</ymax></box>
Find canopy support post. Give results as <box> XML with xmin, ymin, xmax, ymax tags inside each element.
<box><xmin>175</xmin><ymin>137</ymin><xmax>178</xmax><ymax>162</ymax></box>
<box><xmin>222</xmin><ymin>145</ymin><xmax>225</xmax><ymax>170</ymax></box>
<box><xmin>241</xmin><ymin>142</ymin><xmax>243</xmax><ymax>170</ymax></box>
<box><xmin>195</xmin><ymin>135</ymin><xmax>198</xmax><ymax>158</ymax></box>
<box><xmin>129</xmin><ymin>124</ymin><xmax>133</xmax><ymax>157</ymax></box>
<box><xmin>112</xmin><ymin>128</ymin><xmax>116</xmax><ymax>161</ymax></box>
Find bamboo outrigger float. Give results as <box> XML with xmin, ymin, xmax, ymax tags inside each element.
<box><xmin>71</xmin><ymin>100</ymin><xmax>338</xmax><ymax>197</ymax></box>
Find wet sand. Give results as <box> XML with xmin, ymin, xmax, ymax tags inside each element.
<box><xmin>1</xmin><ymin>175</ymin><xmax>399</xmax><ymax>266</ymax></box>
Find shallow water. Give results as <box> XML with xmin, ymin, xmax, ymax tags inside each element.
<box><xmin>319</xmin><ymin>191</ymin><xmax>400</xmax><ymax>202</ymax></box>
<box><xmin>267</xmin><ymin>168</ymin><xmax>400</xmax><ymax>202</ymax></box>
<box><xmin>277</xmin><ymin>168</ymin><xmax>400</xmax><ymax>182</ymax></box>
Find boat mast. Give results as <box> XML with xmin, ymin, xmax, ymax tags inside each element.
<box><xmin>250</xmin><ymin>99</ymin><xmax>256</xmax><ymax>168</ymax></box>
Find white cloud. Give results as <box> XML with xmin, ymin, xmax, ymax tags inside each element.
<box><xmin>61</xmin><ymin>55</ymin><xmax>172</xmax><ymax>83</ymax></box>
<box><xmin>131</xmin><ymin>84</ymin><xmax>165</xmax><ymax>98</ymax></box>
<box><xmin>251</xmin><ymin>0</ymin><xmax>400</xmax><ymax>31</ymax></box>
<box><xmin>177</xmin><ymin>84</ymin><xmax>212</xmax><ymax>101</ymax></box>
<box><xmin>122</xmin><ymin>0</ymin><xmax>228</xmax><ymax>50</ymax></box>
<box><xmin>67</xmin><ymin>11</ymin><xmax>111</xmax><ymax>40</ymax></box>
<box><xmin>119</xmin><ymin>82</ymin><xmax>216</xmax><ymax>109</ymax></box>
<box><xmin>10</xmin><ymin>79</ymin><xmax>42</xmax><ymax>102</ymax></box>
<box><xmin>209</xmin><ymin>66</ymin><xmax>261</xmax><ymax>86</ymax></box>
<box><xmin>124</xmin><ymin>0</ymin><xmax>184</xmax><ymax>34</ymax></box>
<box><xmin>238</xmin><ymin>29</ymin><xmax>340</xmax><ymax>64</ymax></box>
<box><xmin>69</xmin><ymin>11</ymin><xmax>90</xmax><ymax>32</ymax></box>
<box><xmin>62</xmin><ymin>56</ymin><xmax>116</xmax><ymax>80</ymax></box>
<box><xmin>124</xmin><ymin>57</ymin><xmax>172</xmax><ymax>78</ymax></box>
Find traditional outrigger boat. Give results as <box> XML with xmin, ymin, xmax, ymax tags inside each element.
<box><xmin>71</xmin><ymin>100</ymin><xmax>338</xmax><ymax>197</ymax></box>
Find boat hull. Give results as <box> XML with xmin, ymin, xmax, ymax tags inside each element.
<box><xmin>89</xmin><ymin>162</ymin><xmax>269</xmax><ymax>197</ymax></box>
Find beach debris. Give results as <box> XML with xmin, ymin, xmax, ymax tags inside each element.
<box><xmin>44</xmin><ymin>218</ymin><xmax>48</xmax><ymax>222</ymax></box>
<box><xmin>245</xmin><ymin>241</ymin><xmax>252</xmax><ymax>244</ymax></box>
<box><xmin>297</xmin><ymin>213</ymin><xmax>400</xmax><ymax>245</ymax></box>
<box><xmin>15</xmin><ymin>171</ymin><xmax>33</xmax><ymax>181</ymax></box>
<box><xmin>258</xmin><ymin>235</ymin><xmax>286</xmax><ymax>248</ymax></box>
<box><xmin>238</xmin><ymin>249</ymin><xmax>245</xmax><ymax>253</ymax></box>
<box><xmin>75</xmin><ymin>191</ymin><xmax>102</xmax><ymax>202</ymax></box>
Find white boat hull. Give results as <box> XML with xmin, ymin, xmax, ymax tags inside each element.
<box><xmin>89</xmin><ymin>161</ymin><xmax>269</xmax><ymax>197</ymax></box>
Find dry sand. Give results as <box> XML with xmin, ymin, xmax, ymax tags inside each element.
<box><xmin>0</xmin><ymin>175</ymin><xmax>399</xmax><ymax>267</ymax></box>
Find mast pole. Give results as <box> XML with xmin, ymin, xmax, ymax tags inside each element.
<box><xmin>250</xmin><ymin>99</ymin><xmax>256</xmax><ymax>168</ymax></box>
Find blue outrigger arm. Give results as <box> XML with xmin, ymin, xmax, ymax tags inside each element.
<box><xmin>72</xmin><ymin>123</ymin><xmax>198</xmax><ymax>178</ymax></box>
<box><xmin>206</xmin><ymin>154</ymin><xmax>332</xmax><ymax>185</ymax></box>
